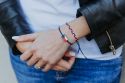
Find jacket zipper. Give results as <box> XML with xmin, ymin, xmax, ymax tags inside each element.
<box><xmin>106</xmin><ymin>30</ymin><xmax>116</xmax><ymax>55</ymax></box>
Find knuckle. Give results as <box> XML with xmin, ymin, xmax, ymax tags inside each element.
<box><xmin>49</xmin><ymin>61</ymin><xmax>56</xmax><ymax>65</ymax></box>
<box><xmin>49</xmin><ymin>63</ymin><xmax>54</xmax><ymax>66</ymax></box>
<box><xmin>67</xmin><ymin>65</ymin><xmax>72</xmax><ymax>70</ymax></box>
<box><xmin>31</xmin><ymin>47</ymin><xmax>37</xmax><ymax>52</ymax></box>
<box><xmin>35</xmin><ymin>52</ymin><xmax>42</xmax><ymax>58</ymax></box>
<box><xmin>34</xmin><ymin>55</ymin><xmax>40</xmax><ymax>60</ymax></box>
<box><xmin>42</xmin><ymin>58</ymin><xmax>48</xmax><ymax>63</ymax></box>
<box><xmin>36</xmin><ymin>55</ymin><xmax>41</xmax><ymax>59</ymax></box>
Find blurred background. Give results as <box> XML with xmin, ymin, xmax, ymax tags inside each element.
<box><xmin>0</xmin><ymin>31</ymin><xmax>125</xmax><ymax>83</ymax></box>
<box><xmin>0</xmin><ymin>32</ymin><xmax>17</xmax><ymax>83</ymax></box>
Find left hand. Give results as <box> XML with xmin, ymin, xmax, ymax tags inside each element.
<box><xmin>13</xmin><ymin>29</ymin><xmax>71</xmax><ymax>72</ymax></box>
<box><xmin>52</xmin><ymin>51</ymin><xmax>75</xmax><ymax>71</ymax></box>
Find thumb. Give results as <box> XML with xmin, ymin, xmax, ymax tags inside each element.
<box><xmin>12</xmin><ymin>33</ymin><xmax>39</xmax><ymax>42</ymax></box>
<box><xmin>65</xmin><ymin>51</ymin><xmax>75</xmax><ymax>64</ymax></box>
<box><xmin>64</xmin><ymin>51</ymin><xmax>76</xmax><ymax>57</ymax></box>
<box><xmin>57</xmin><ymin>56</ymin><xmax>75</xmax><ymax>70</ymax></box>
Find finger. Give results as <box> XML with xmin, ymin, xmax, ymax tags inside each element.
<box><xmin>35</xmin><ymin>59</ymin><xmax>48</xmax><ymax>69</ymax></box>
<box><xmin>27</xmin><ymin>55</ymin><xmax>40</xmax><ymax>66</ymax></box>
<box><xmin>53</xmin><ymin>51</ymin><xmax>75</xmax><ymax>70</ymax></box>
<box><xmin>52</xmin><ymin>65</ymin><xmax>67</xmax><ymax>71</ymax></box>
<box><xmin>56</xmin><ymin>59</ymin><xmax>70</xmax><ymax>69</ymax></box>
<box><xmin>57</xmin><ymin>56</ymin><xmax>75</xmax><ymax>70</ymax></box>
<box><xmin>42</xmin><ymin>64</ymin><xmax>53</xmax><ymax>72</ymax></box>
<box><xmin>67</xmin><ymin>56</ymin><xmax>75</xmax><ymax>66</ymax></box>
<box><xmin>20</xmin><ymin>49</ymin><xmax>33</xmax><ymax>61</ymax></box>
<box><xmin>12</xmin><ymin>33</ymin><xmax>39</xmax><ymax>42</ymax></box>
<box><xmin>65</xmin><ymin>51</ymin><xmax>75</xmax><ymax>57</ymax></box>
<box><xmin>16</xmin><ymin>42</ymin><xmax>32</xmax><ymax>53</ymax></box>
<box><xmin>65</xmin><ymin>52</ymin><xmax>76</xmax><ymax>65</ymax></box>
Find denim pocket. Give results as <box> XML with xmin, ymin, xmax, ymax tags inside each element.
<box><xmin>65</xmin><ymin>57</ymin><xmax>122</xmax><ymax>83</ymax></box>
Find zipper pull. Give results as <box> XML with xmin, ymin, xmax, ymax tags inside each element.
<box><xmin>109</xmin><ymin>45</ymin><xmax>116</xmax><ymax>55</ymax></box>
<box><xmin>106</xmin><ymin>30</ymin><xmax>116</xmax><ymax>55</ymax></box>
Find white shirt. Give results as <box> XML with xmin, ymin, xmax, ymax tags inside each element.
<box><xmin>20</xmin><ymin>0</ymin><xmax>123</xmax><ymax>60</ymax></box>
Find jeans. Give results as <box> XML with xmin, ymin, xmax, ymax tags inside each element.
<box><xmin>9</xmin><ymin>49</ymin><xmax>122</xmax><ymax>83</ymax></box>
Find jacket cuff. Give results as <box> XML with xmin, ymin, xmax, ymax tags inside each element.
<box><xmin>94</xmin><ymin>32</ymin><xmax>111</xmax><ymax>53</ymax></box>
<box><xmin>76</xmin><ymin>0</ymin><xmax>124</xmax><ymax>40</ymax></box>
<box><xmin>95</xmin><ymin>17</ymin><xmax>125</xmax><ymax>54</ymax></box>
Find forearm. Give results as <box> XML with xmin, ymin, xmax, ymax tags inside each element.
<box><xmin>61</xmin><ymin>16</ymin><xmax>90</xmax><ymax>43</ymax></box>
<box><xmin>77</xmin><ymin>0</ymin><xmax>125</xmax><ymax>39</ymax></box>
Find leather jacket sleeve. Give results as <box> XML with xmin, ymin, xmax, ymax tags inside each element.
<box><xmin>77</xmin><ymin>0</ymin><xmax>125</xmax><ymax>39</ymax></box>
<box><xmin>0</xmin><ymin>0</ymin><xmax>33</xmax><ymax>54</ymax></box>
<box><xmin>95</xmin><ymin>17</ymin><xmax>125</xmax><ymax>54</ymax></box>
<box><xmin>77</xmin><ymin>0</ymin><xmax>125</xmax><ymax>54</ymax></box>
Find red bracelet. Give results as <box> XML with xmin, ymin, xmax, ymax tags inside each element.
<box><xmin>58</xmin><ymin>27</ymin><xmax>73</xmax><ymax>45</ymax></box>
<box><xmin>66</xmin><ymin>23</ymin><xmax>78</xmax><ymax>42</ymax></box>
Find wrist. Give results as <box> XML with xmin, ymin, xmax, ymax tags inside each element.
<box><xmin>63</xmin><ymin>16</ymin><xmax>90</xmax><ymax>39</ymax></box>
<box><xmin>60</xmin><ymin>25</ymin><xmax>76</xmax><ymax>43</ymax></box>
<box><xmin>59</xmin><ymin>16</ymin><xmax>90</xmax><ymax>44</ymax></box>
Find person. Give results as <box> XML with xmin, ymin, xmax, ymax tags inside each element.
<box><xmin>0</xmin><ymin>0</ymin><xmax>125</xmax><ymax>83</ymax></box>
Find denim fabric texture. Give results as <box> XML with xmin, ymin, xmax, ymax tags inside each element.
<box><xmin>9</xmin><ymin>49</ymin><xmax>122</xmax><ymax>83</ymax></box>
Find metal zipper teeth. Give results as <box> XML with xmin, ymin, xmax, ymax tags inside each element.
<box><xmin>106</xmin><ymin>30</ymin><xmax>116</xmax><ymax>55</ymax></box>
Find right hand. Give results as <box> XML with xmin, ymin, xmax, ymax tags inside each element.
<box><xmin>16</xmin><ymin>42</ymin><xmax>32</xmax><ymax>53</ymax></box>
<box><xmin>16</xmin><ymin>42</ymin><xmax>75</xmax><ymax>71</ymax></box>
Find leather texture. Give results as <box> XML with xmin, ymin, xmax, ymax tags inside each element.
<box><xmin>95</xmin><ymin>18</ymin><xmax>125</xmax><ymax>53</ymax></box>
<box><xmin>77</xmin><ymin>0</ymin><xmax>125</xmax><ymax>53</ymax></box>
<box><xmin>0</xmin><ymin>0</ymin><xmax>125</xmax><ymax>54</ymax></box>
<box><xmin>0</xmin><ymin>0</ymin><xmax>33</xmax><ymax>54</ymax></box>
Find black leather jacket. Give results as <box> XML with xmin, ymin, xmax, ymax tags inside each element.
<box><xmin>0</xmin><ymin>0</ymin><xmax>125</xmax><ymax>55</ymax></box>
<box><xmin>77</xmin><ymin>0</ymin><xmax>125</xmax><ymax>54</ymax></box>
<box><xmin>0</xmin><ymin>0</ymin><xmax>33</xmax><ymax>54</ymax></box>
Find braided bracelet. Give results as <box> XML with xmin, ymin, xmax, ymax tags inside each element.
<box><xmin>58</xmin><ymin>27</ymin><xmax>73</xmax><ymax>45</ymax></box>
<box><xmin>66</xmin><ymin>23</ymin><xmax>78</xmax><ymax>42</ymax></box>
<box><xmin>65</xmin><ymin>23</ymin><xmax>87</xmax><ymax>58</ymax></box>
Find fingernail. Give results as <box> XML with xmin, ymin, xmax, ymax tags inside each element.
<box><xmin>69</xmin><ymin>51</ymin><xmax>75</xmax><ymax>56</ymax></box>
<box><xmin>12</xmin><ymin>36</ymin><xmax>20</xmax><ymax>40</ymax></box>
<box><xmin>42</xmin><ymin>69</ymin><xmax>47</xmax><ymax>72</ymax></box>
<box><xmin>34</xmin><ymin>66</ymin><xmax>41</xmax><ymax>69</ymax></box>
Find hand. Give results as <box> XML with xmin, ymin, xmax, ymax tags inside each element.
<box><xmin>15</xmin><ymin>40</ymin><xmax>75</xmax><ymax>71</ymax></box>
<box><xmin>16</xmin><ymin>41</ymin><xmax>75</xmax><ymax>71</ymax></box>
<box><xmin>13</xmin><ymin>16</ymin><xmax>90</xmax><ymax>72</ymax></box>
<box><xmin>52</xmin><ymin>51</ymin><xmax>75</xmax><ymax>71</ymax></box>
<box><xmin>16</xmin><ymin>42</ymin><xmax>32</xmax><ymax>53</ymax></box>
<box><xmin>13</xmin><ymin>29</ymin><xmax>71</xmax><ymax>72</ymax></box>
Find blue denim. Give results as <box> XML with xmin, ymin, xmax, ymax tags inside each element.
<box><xmin>9</xmin><ymin>49</ymin><xmax>122</xmax><ymax>83</ymax></box>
